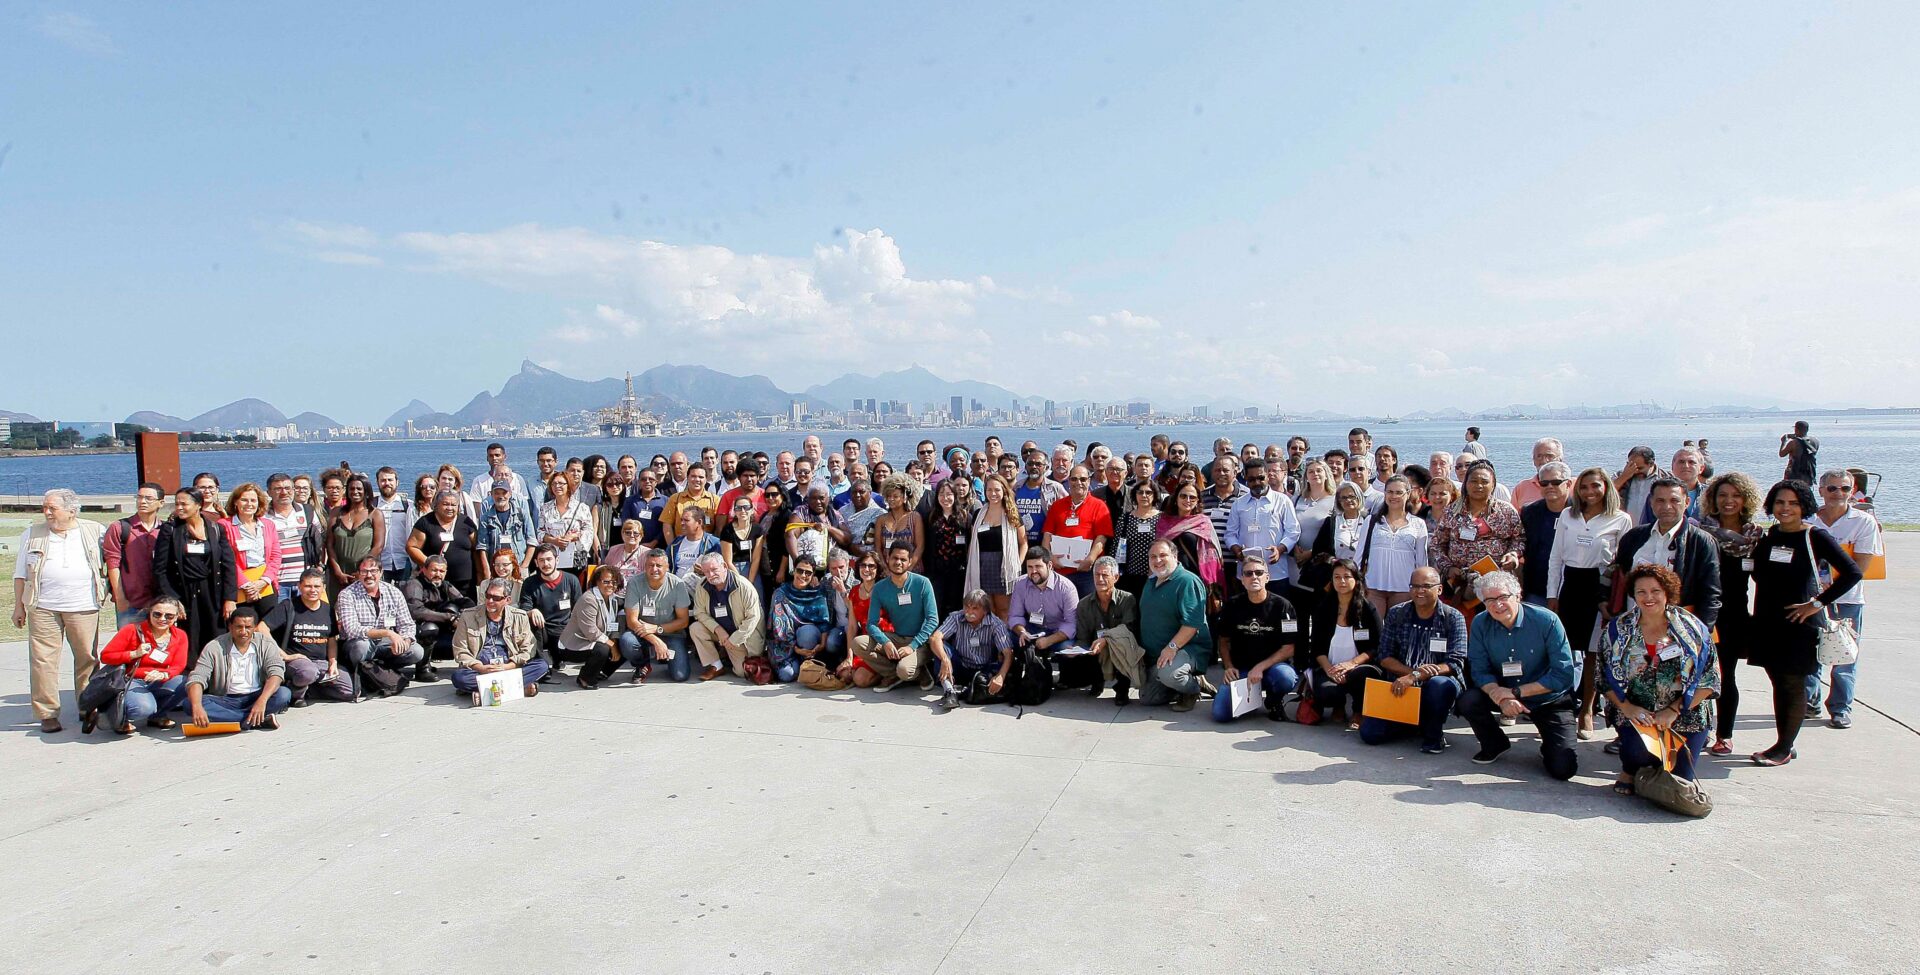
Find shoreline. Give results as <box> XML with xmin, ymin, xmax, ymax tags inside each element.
<box><xmin>0</xmin><ymin>442</ymin><xmax>276</xmax><ymax>460</ymax></box>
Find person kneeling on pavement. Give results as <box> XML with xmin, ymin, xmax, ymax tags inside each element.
<box><xmin>926</xmin><ymin>588</ymin><xmax>1014</xmax><ymax>711</ymax></box>
<box><xmin>518</xmin><ymin>544</ymin><xmax>581</xmax><ymax>682</ymax></box>
<box><xmin>336</xmin><ymin>555</ymin><xmax>424</xmax><ymax>694</ymax></box>
<box><xmin>1139</xmin><ymin>538</ymin><xmax>1216</xmax><ymax>711</ymax></box>
<box><xmin>185</xmin><ymin>606</ymin><xmax>291</xmax><ymax>731</ymax></box>
<box><xmin>1461</xmin><ymin>570</ymin><xmax>1579</xmax><ymax>779</ymax></box>
<box><xmin>851</xmin><ymin>543</ymin><xmax>940</xmax><ymax>692</ymax></box>
<box><xmin>1359</xmin><ymin>566</ymin><xmax>1468</xmax><ymax>753</ymax></box>
<box><xmin>1008</xmin><ymin>543</ymin><xmax>1078</xmax><ymax>676</ymax></box>
<box><xmin>1211</xmin><ymin>558</ymin><xmax>1301</xmax><ymax>723</ymax></box>
<box><xmin>263</xmin><ymin>568</ymin><xmax>353</xmax><ymax>705</ymax></box>
<box><xmin>593</xmin><ymin>548</ymin><xmax>694</xmax><ymax>684</ymax></box>
<box><xmin>402</xmin><ymin>555</ymin><xmax>469</xmax><ymax>683</ymax></box>
<box><xmin>690</xmin><ymin>553</ymin><xmax>765</xmax><ymax>680</ymax></box>
<box><xmin>452</xmin><ymin>577</ymin><xmax>549</xmax><ymax>702</ymax></box>
<box><xmin>1070</xmin><ymin>557</ymin><xmax>1143</xmax><ymax>706</ymax></box>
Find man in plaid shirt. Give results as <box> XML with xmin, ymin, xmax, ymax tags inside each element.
<box><xmin>336</xmin><ymin>556</ymin><xmax>423</xmax><ymax>695</ymax></box>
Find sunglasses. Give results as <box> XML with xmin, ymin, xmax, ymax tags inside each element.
<box><xmin>486</xmin><ymin>593</ymin><xmax>509</xmax><ymax>602</ymax></box>
<box><xmin>149</xmin><ymin>611</ymin><xmax>180</xmax><ymax>620</ymax></box>
<box><xmin>1539</xmin><ymin>479</ymin><xmax>1568</xmax><ymax>487</ymax></box>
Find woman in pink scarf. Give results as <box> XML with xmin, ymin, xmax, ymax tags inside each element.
<box><xmin>1155</xmin><ymin>482</ymin><xmax>1222</xmax><ymax>587</ymax></box>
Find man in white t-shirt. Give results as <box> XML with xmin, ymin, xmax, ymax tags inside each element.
<box><xmin>11</xmin><ymin>488</ymin><xmax>106</xmax><ymax>733</ymax></box>
<box><xmin>1809</xmin><ymin>469</ymin><xmax>1883</xmax><ymax>729</ymax></box>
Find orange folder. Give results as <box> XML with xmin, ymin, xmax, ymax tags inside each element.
<box><xmin>1630</xmin><ymin>721</ymin><xmax>1677</xmax><ymax>771</ymax></box>
<box><xmin>182</xmin><ymin>722</ymin><xmax>243</xmax><ymax>737</ymax></box>
<box><xmin>1361</xmin><ymin>678</ymin><xmax>1421</xmax><ymax>725</ymax></box>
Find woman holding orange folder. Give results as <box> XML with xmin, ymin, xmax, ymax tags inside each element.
<box><xmin>1599</xmin><ymin>564</ymin><xmax>1718</xmax><ymax>795</ymax></box>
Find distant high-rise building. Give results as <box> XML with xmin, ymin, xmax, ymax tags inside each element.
<box><xmin>1192</xmin><ymin>405</ymin><xmax>1209</xmax><ymax>418</ymax></box>
<box><xmin>1127</xmin><ymin>401</ymin><xmax>1152</xmax><ymax>417</ymax></box>
<box><xmin>791</xmin><ymin>400</ymin><xmax>806</xmax><ymax>423</ymax></box>
<box><xmin>852</xmin><ymin>399</ymin><xmax>862</xmax><ymax>411</ymax></box>
<box><xmin>1242</xmin><ymin>406</ymin><xmax>1259</xmax><ymax>419</ymax></box>
<box><xmin>950</xmin><ymin>395</ymin><xmax>964</xmax><ymax>420</ymax></box>
<box><xmin>971</xmin><ymin>399</ymin><xmax>982</xmax><ymax>413</ymax></box>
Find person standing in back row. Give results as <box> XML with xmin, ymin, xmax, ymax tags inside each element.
<box><xmin>1806</xmin><ymin>469</ymin><xmax>1880</xmax><ymax>729</ymax></box>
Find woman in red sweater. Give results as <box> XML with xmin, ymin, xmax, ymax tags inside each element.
<box><xmin>91</xmin><ymin>596</ymin><xmax>191</xmax><ymax>734</ymax></box>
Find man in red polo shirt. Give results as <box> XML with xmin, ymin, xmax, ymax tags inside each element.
<box><xmin>1042</xmin><ymin>464</ymin><xmax>1113</xmax><ymax>599</ymax></box>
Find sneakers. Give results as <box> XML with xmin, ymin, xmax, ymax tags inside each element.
<box><xmin>1170</xmin><ymin>693</ymin><xmax>1197</xmax><ymax>712</ymax></box>
<box><xmin>1421</xmin><ymin>740</ymin><xmax>1448</xmax><ymax>755</ymax></box>
<box><xmin>1471</xmin><ymin>743</ymin><xmax>1510</xmax><ymax>765</ymax></box>
<box><xmin>1804</xmin><ymin>704</ymin><xmax>1824</xmax><ymax>721</ymax></box>
<box><xmin>1830</xmin><ymin>712</ymin><xmax>1854</xmax><ymax>729</ymax></box>
<box><xmin>877</xmin><ymin>676</ymin><xmax>906</xmax><ymax>692</ymax></box>
<box><xmin>1497</xmin><ymin>713</ymin><xmax>1517</xmax><ymax>727</ymax></box>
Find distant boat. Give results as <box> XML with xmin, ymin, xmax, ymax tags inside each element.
<box><xmin>1380</xmin><ymin>416</ymin><xmax>1400</xmax><ymax>425</ymax></box>
<box><xmin>459</xmin><ymin>436</ymin><xmax>484</xmax><ymax>443</ymax></box>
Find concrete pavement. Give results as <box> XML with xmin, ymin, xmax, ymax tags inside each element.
<box><xmin>3</xmin><ymin>536</ymin><xmax>1917</xmax><ymax>974</ymax></box>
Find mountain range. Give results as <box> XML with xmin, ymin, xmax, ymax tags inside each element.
<box><xmin>3</xmin><ymin>362</ymin><xmax>1852</xmax><ymax>435</ymax></box>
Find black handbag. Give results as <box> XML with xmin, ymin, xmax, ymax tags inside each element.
<box><xmin>78</xmin><ymin>664</ymin><xmax>131</xmax><ymax>715</ymax></box>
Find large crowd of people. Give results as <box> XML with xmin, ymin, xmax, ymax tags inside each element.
<box><xmin>12</xmin><ymin>422</ymin><xmax>1882</xmax><ymax>810</ymax></box>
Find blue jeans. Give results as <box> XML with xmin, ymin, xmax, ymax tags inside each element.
<box><xmin>1806</xmin><ymin>603</ymin><xmax>1864</xmax><ymax>717</ymax></box>
<box><xmin>116</xmin><ymin>676</ymin><xmax>186</xmax><ymax>727</ymax></box>
<box><xmin>616</xmin><ymin>631</ymin><xmax>693</xmax><ymax>682</ymax></box>
<box><xmin>1616</xmin><ymin>722</ymin><xmax>1708</xmax><ymax>781</ymax></box>
<box><xmin>197</xmin><ymin>687</ymin><xmax>293</xmax><ymax>727</ymax></box>
<box><xmin>1211</xmin><ymin>663</ymin><xmax>1299</xmax><ymax>722</ymax></box>
<box><xmin>1358</xmin><ymin>675</ymin><xmax>1462</xmax><ymax>748</ymax></box>
<box><xmin>344</xmin><ymin>636</ymin><xmax>426</xmax><ymax>669</ymax></box>
<box><xmin>451</xmin><ymin>658</ymin><xmax>550</xmax><ymax>693</ymax></box>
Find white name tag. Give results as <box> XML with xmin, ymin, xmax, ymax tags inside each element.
<box><xmin>148</xmin><ymin>647</ymin><xmax>169</xmax><ymax>664</ymax></box>
<box><xmin>897</xmin><ymin>591</ymin><xmax>912</xmax><ymax>606</ymax></box>
<box><xmin>186</xmin><ymin>541</ymin><xmax>207</xmax><ymax>554</ymax></box>
<box><xmin>969</xmin><ymin>636</ymin><xmax>981</xmax><ymax>648</ymax></box>
<box><xmin>1028</xmin><ymin>612</ymin><xmax>1044</xmax><ymax>624</ymax></box>
<box><xmin>637</xmin><ymin>510</ymin><xmax>652</xmax><ymax>519</ymax></box>
<box><xmin>1134</xmin><ymin>523</ymin><xmax>1153</xmax><ymax>533</ymax></box>
<box><xmin>1741</xmin><ymin>558</ymin><xmax>1755</xmax><ymax>573</ymax></box>
<box><xmin>557</xmin><ymin>597</ymin><xmax>571</xmax><ymax>611</ymax></box>
<box><xmin>954</xmin><ymin>533</ymin><xmax>965</xmax><ymax>545</ymax></box>
<box><xmin>1065</xmin><ymin>516</ymin><xmax>1079</xmax><ymax>527</ymax></box>
<box><xmin>1281</xmin><ymin>620</ymin><xmax>1298</xmax><ymax>633</ymax></box>
<box><xmin>1353</xmin><ymin>629</ymin><xmax>1370</xmax><ymax>641</ymax></box>
<box><xmin>1769</xmin><ymin>547</ymin><xmax>1793</xmax><ymax>564</ymax></box>
<box><xmin>1501</xmin><ymin>660</ymin><xmax>1524</xmax><ymax>678</ymax></box>
<box><xmin>1657</xmin><ymin>644</ymin><xmax>1682</xmax><ymax>662</ymax></box>
<box><xmin>1429</xmin><ymin>637</ymin><xmax>1448</xmax><ymax>656</ymax></box>
<box><xmin>713</xmin><ymin>605</ymin><xmax>728</xmax><ymax>618</ymax></box>
<box><xmin>642</xmin><ymin>600</ymin><xmax>658</xmax><ymax>616</ymax></box>
<box><xmin>1576</xmin><ymin>531</ymin><xmax>1593</xmax><ymax>546</ymax></box>
<box><xmin>1459</xmin><ymin>526</ymin><xmax>1478</xmax><ymax>541</ymax></box>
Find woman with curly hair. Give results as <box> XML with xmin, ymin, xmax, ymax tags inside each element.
<box><xmin>1696</xmin><ymin>470</ymin><xmax>1765</xmax><ymax>755</ymax></box>
<box><xmin>1599</xmin><ymin>563</ymin><xmax>1719</xmax><ymax>796</ymax></box>
<box><xmin>1745</xmin><ymin>479</ymin><xmax>1859</xmax><ymax>767</ymax></box>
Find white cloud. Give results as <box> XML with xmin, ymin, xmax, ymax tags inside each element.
<box><xmin>38</xmin><ymin>13</ymin><xmax>115</xmax><ymax>56</ymax></box>
<box><xmin>1583</xmin><ymin>213</ymin><xmax>1668</xmax><ymax>248</ymax></box>
<box><xmin>1087</xmin><ymin>310</ymin><xmax>1160</xmax><ymax>331</ymax></box>
<box><xmin>1316</xmin><ymin>355</ymin><xmax>1378</xmax><ymax>376</ymax></box>
<box><xmin>313</xmin><ymin>250</ymin><xmax>382</xmax><ymax>266</ymax></box>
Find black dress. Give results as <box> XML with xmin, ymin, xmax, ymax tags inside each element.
<box><xmin>414</xmin><ymin>514</ymin><xmax>477</xmax><ymax>599</ymax></box>
<box><xmin>1747</xmin><ymin>526</ymin><xmax>1858</xmax><ymax>675</ymax></box>
<box><xmin>152</xmin><ymin>517</ymin><xmax>236</xmax><ymax>670</ymax></box>
<box><xmin>925</xmin><ymin>511</ymin><xmax>970</xmax><ymax>619</ymax></box>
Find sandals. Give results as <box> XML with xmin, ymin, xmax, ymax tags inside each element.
<box><xmin>1707</xmin><ymin>739</ymin><xmax>1733</xmax><ymax>756</ymax></box>
<box><xmin>1750</xmin><ymin>748</ymin><xmax>1798</xmax><ymax>767</ymax></box>
<box><xmin>147</xmin><ymin>716</ymin><xmax>178</xmax><ymax>730</ymax></box>
<box><xmin>1612</xmin><ymin>778</ymin><xmax>1635</xmax><ymax>796</ymax></box>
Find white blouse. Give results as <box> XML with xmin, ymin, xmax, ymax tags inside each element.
<box><xmin>1362</xmin><ymin>516</ymin><xmax>1429</xmax><ymax>593</ymax></box>
<box><xmin>1546</xmin><ymin>508</ymin><xmax>1634</xmax><ymax>598</ymax></box>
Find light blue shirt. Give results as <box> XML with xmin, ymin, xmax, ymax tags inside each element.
<box><xmin>1224</xmin><ymin>489</ymin><xmax>1302</xmax><ymax>583</ymax></box>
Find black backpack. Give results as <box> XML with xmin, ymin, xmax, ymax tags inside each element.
<box><xmin>359</xmin><ymin>659</ymin><xmax>411</xmax><ymax>698</ymax></box>
<box><xmin>1005</xmin><ymin>643</ymin><xmax>1054</xmax><ymax>711</ymax></box>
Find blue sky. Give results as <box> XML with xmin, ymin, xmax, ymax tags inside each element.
<box><xmin>5</xmin><ymin>3</ymin><xmax>1918</xmax><ymax>424</ymax></box>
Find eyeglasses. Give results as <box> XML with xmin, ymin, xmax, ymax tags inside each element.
<box><xmin>149</xmin><ymin>611</ymin><xmax>180</xmax><ymax>620</ymax></box>
<box><xmin>1068</xmin><ymin>477</ymin><xmax>1090</xmax><ymax>483</ymax></box>
<box><xmin>1484</xmin><ymin>593</ymin><xmax>1519</xmax><ymax>605</ymax></box>
<box><xmin>1410</xmin><ymin>582</ymin><xmax>1443</xmax><ymax>591</ymax></box>
<box><xmin>918</xmin><ymin>448</ymin><xmax>935</xmax><ymax>455</ymax></box>
<box><xmin>1539</xmin><ymin>479</ymin><xmax>1568</xmax><ymax>487</ymax></box>
<box><xmin>1821</xmin><ymin>486</ymin><xmax>1849</xmax><ymax>493</ymax></box>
